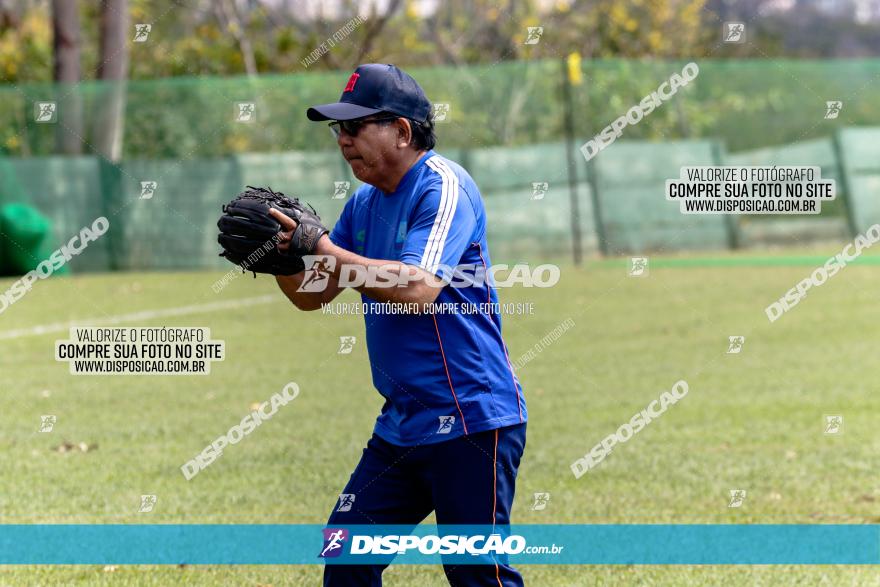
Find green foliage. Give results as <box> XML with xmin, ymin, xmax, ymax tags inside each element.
<box><xmin>1</xmin><ymin>59</ymin><xmax>879</xmax><ymax>158</ymax></box>
<box><xmin>0</xmin><ymin>8</ymin><xmax>52</xmax><ymax>82</ymax></box>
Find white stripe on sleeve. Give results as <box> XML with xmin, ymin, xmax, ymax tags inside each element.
<box><xmin>422</xmin><ymin>157</ymin><xmax>460</xmax><ymax>272</ymax></box>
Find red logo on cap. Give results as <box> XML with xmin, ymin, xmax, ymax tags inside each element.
<box><xmin>343</xmin><ymin>73</ymin><xmax>360</xmax><ymax>93</ymax></box>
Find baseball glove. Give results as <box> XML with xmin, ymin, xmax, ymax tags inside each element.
<box><xmin>216</xmin><ymin>186</ymin><xmax>327</xmax><ymax>276</ymax></box>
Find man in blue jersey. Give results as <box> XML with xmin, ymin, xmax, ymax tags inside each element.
<box><xmin>269</xmin><ymin>64</ymin><xmax>527</xmax><ymax>586</ymax></box>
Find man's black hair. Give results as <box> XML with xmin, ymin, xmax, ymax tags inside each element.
<box><xmin>375</xmin><ymin>110</ymin><xmax>436</xmax><ymax>150</ymax></box>
<box><xmin>408</xmin><ymin>109</ymin><xmax>436</xmax><ymax>151</ymax></box>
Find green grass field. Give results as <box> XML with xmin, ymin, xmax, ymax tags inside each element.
<box><xmin>1</xmin><ymin>249</ymin><xmax>879</xmax><ymax>585</ymax></box>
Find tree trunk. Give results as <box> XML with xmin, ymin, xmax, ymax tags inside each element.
<box><xmin>93</xmin><ymin>0</ymin><xmax>129</xmax><ymax>161</ymax></box>
<box><xmin>53</xmin><ymin>0</ymin><xmax>83</xmax><ymax>154</ymax></box>
<box><xmin>216</xmin><ymin>0</ymin><xmax>257</xmax><ymax>77</ymax></box>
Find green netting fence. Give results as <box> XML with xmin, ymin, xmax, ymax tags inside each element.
<box><xmin>4</xmin><ymin>59</ymin><xmax>880</xmax><ymax>158</ymax></box>
<box><xmin>1</xmin><ymin>129</ymin><xmax>875</xmax><ymax>272</ymax></box>
<box><xmin>0</xmin><ymin>59</ymin><xmax>878</xmax><ymax>272</ymax></box>
<box><xmin>836</xmin><ymin>128</ymin><xmax>880</xmax><ymax>235</ymax></box>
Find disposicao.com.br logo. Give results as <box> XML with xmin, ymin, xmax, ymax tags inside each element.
<box><xmin>297</xmin><ymin>255</ymin><xmax>560</xmax><ymax>292</ymax></box>
<box><xmin>318</xmin><ymin>529</ymin><xmax>564</xmax><ymax>561</ymax></box>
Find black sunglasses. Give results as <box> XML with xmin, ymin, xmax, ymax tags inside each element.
<box><xmin>329</xmin><ymin>116</ymin><xmax>399</xmax><ymax>139</ymax></box>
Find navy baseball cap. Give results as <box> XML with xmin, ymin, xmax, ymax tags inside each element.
<box><xmin>306</xmin><ymin>64</ymin><xmax>431</xmax><ymax>123</ymax></box>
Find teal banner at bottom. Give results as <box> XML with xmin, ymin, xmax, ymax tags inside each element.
<box><xmin>0</xmin><ymin>524</ymin><xmax>876</xmax><ymax>565</ymax></box>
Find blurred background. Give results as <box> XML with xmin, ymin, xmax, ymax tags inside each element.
<box><xmin>2</xmin><ymin>6</ymin><xmax>880</xmax><ymax>585</ymax></box>
<box><xmin>0</xmin><ymin>0</ymin><xmax>879</xmax><ymax>275</ymax></box>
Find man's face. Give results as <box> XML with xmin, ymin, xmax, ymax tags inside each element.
<box><xmin>334</xmin><ymin>116</ymin><xmax>401</xmax><ymax>185</ymax></box>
